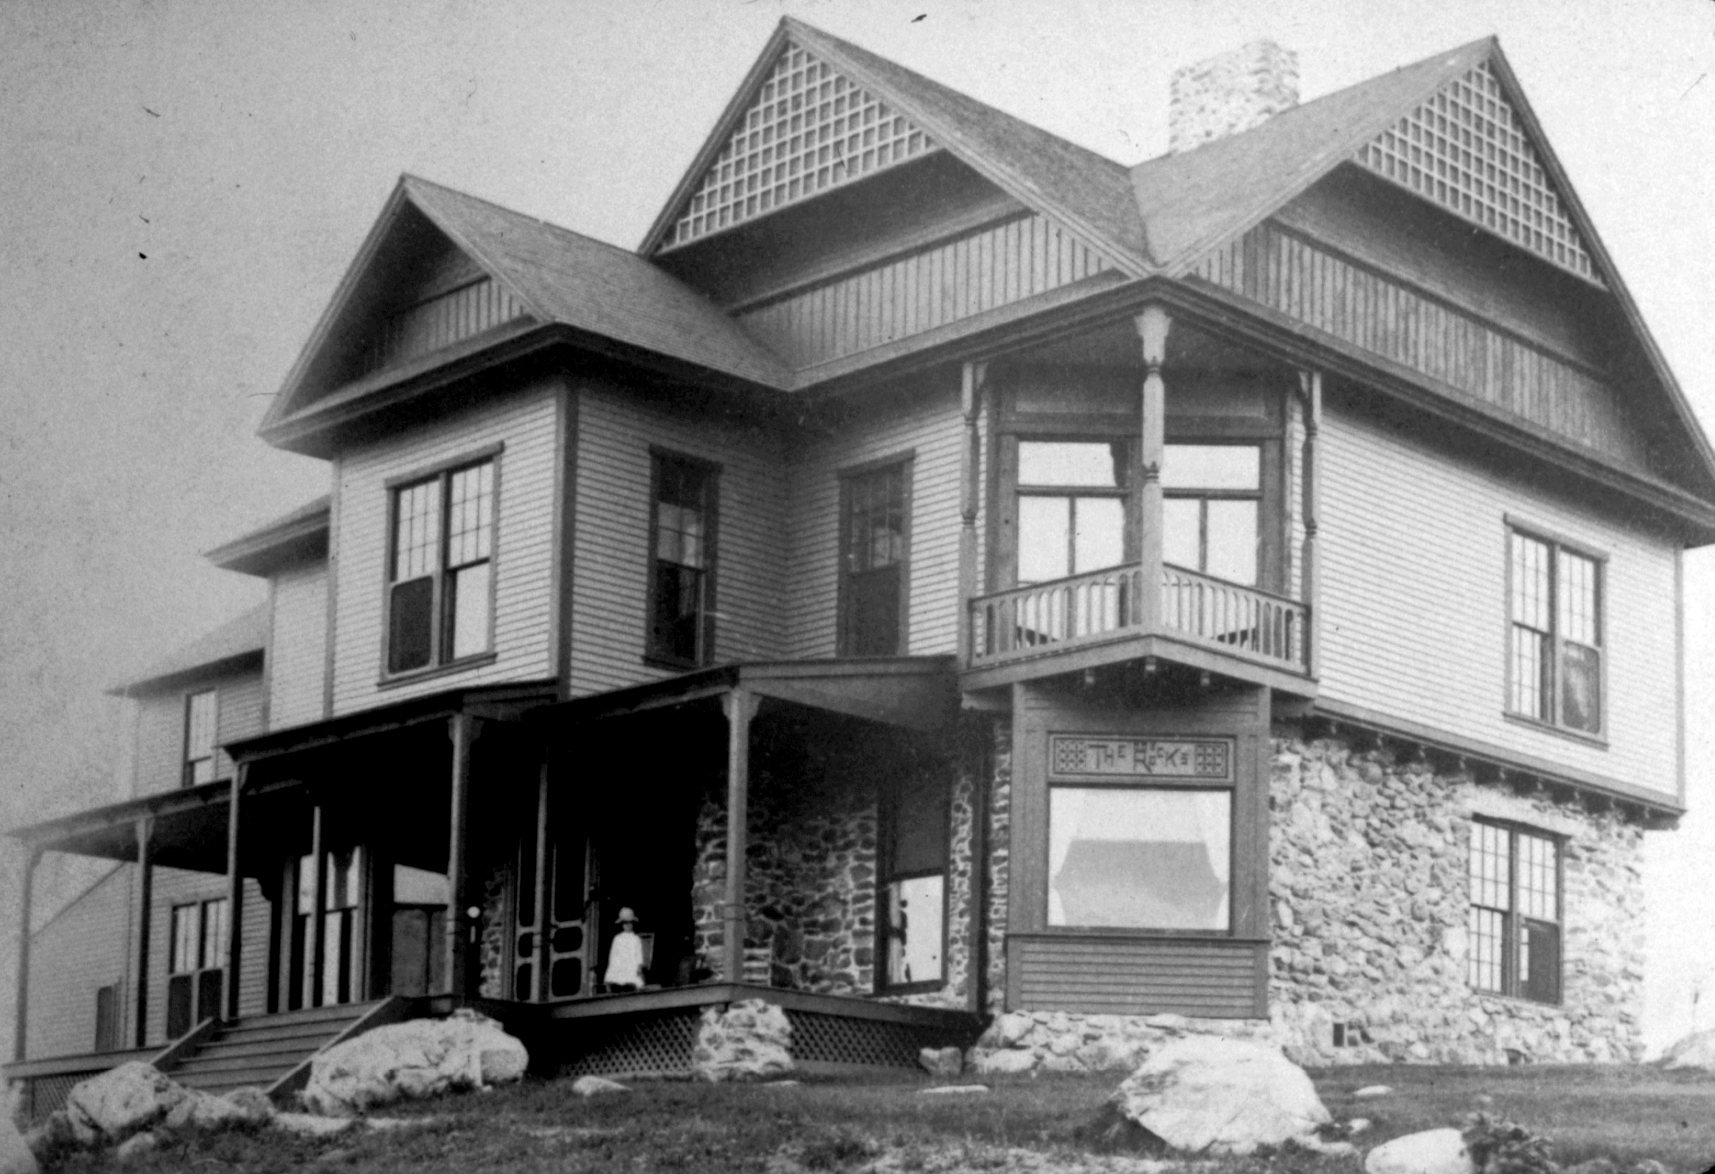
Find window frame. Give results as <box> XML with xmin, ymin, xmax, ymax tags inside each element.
<box><xmin>1467</xmin><ymin>818</ymin><xmax>1563</xmax><ymax>1005</ymax></box>
<box><xmin>182</xmin><ymin>688</ymin><xmax>220</xmax><ymax>788</ymax></box>
<box><xmin>381</xmin><ymin>446</ymin><xmax>502</xmax><ymax>682</ymax></box>
<box><xmin>1161</xmin><ymin>442</ymin><xmax>1265</xmax><ymax>588</ymax></box>
<box><xmin>168</xmin><ymin>897</ymin><xmax>229</xmax><ymax>976</ymax></box>
<box><xmin>644</xmin><ymin>447</ymin><xmax>721</xmax><ymax>669</ymax></box>
<box><xmin>837</xmin><ymin>453</ymin><xmax>914</xmax><ymax>658</ymax></box>
<box><xmin>1503</xmin><ymin>520</ymin><xmax>1606</xmax><ymax>743</ymax></box>
<box><xmin>876</xmin><ymin>769</ymin><xmax>951</xmax><ymax>994</ymax></box>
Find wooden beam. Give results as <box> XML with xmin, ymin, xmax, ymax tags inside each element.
<box><xmin>445</xmin><ymin>714</ymin><xmax>476</xmax><ymax>997</ymax></box>
<box><xmin>720</xmin><ymin>689</ymin><xmax>760</xmax><ymax>984</ymax></box>
<box><xmin>12</xmin><ymin>846</ymin><xmax>42</xmax><ymax>1061</ymax></box>
<box><xmin>131</xmin><ymin>817</ymin><xmax>154</xmax><ymax>1048</ymax></box>
<box><xmin>1136</xmin><ymin>306</ymin><xmax>1170</xmax><ymax>635</ymax></box>
<box><xmin>223</xmin><ymin>766</ymin><xmax>246</xmax><ymax>1020</ymax></box>
<box><xmin>306</xmin><ymin>803</ymin><xmax>324</xmax><ymax>1008</ymax></box>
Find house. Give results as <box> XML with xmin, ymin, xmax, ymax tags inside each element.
<box><xmin>8</xmin><ymin>20</ymin><xmax>1713</xmax><ymax>1108</ymax></box>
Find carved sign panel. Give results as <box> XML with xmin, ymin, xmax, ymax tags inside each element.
<box><xmin>1049</xmin><ymin>735</ymin><xmax>1233</xmax><ymax>782</ymax></box>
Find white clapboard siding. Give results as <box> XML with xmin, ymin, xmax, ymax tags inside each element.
<box><xmin>331</xmin><ymin>379</ymin><xmax>561</xmax><ymax>714</ymax></box>
<box><xmin>139</xmin><ymin>870</ymin><xmax>270</xmax><ymax>1045</ymax></box>
<box><xmin>568</xmin><ymin>380</ymin><xmax>788</xmax><ymax>698</ymax></box>
<box><xmin>269</xmin><ymin>565</ymin><xmax>328</xmax><ymax>729</ymax></box>
<box><xmin>130</xmin><ymin>668</ymin><xmax>264</xmax><ymax>798</ymax></box>
<box><xmin>25</xmin><ymin>866</ymin><xmax>128</xmax><ymax>1059</ymax></box>
<box><xmin>783</xmin><ymin>379</ymin><xmax>968</xmax><ymax>658</ymax></box>
<box><xmin>1316</xmin><ymin>405</ymin><xmax>1679</xmax><ymax>795</ymax></box>
<box><xmin>215</xmin><ymin>674</ymin><xmax>264</xmax><ymax>780</ymax></box>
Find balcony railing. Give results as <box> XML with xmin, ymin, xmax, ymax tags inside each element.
<box><xmin>968</xmin><ymin>562</ymin><xmax>1308</xmax><ymax>675</ymax></box>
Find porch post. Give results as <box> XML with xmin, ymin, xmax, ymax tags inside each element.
<box><xmin>1296</xmin><ymin>369</ymin><xmax>1322</xmax><ymax>677</ymax></box>
<box><xmin>721</xmin><ymin>688</ymin><xmax>759</xmax><ymax>984</ymax></box>
<box><xmin>223</xmin><ymin>764</ymin><xmax>246</xmax><ymax>1020</ymax></box>
<box><xmin>131</xmin><ymin>816</ymin><xmax>154</xmax><ymax>1048</ymax></box>
<box><xmin>957</xmin><ymin>360</ymin><xmax>987</xmax><ymax>665</ymax></box>
<box><xmin>532</xmin><ymin>759</ymin><xmax>551</xmax><ymax>1002</ymax></box>
<box><xmin>445</xmin><ymin>714</ymin><xmax>477</xmax><ymax>998</ymax></box>
<box><xmin>306</xmin><ymin>801</ymin><xmax>324</xmax><ymax>1007</ymax></box>
<box><xmin>1136</xmin><ymin>306</ymin><xmax>1171</xmax><ymax>633</ymax></box>
<box><xmin>12</xmin><ymin>844</ymin><xmax>42</xmax><ymax>1061</ymax></box>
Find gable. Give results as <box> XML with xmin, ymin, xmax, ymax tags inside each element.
<box><xmin>1353</xmin><ymin>59</ymin><xmax>1601</xmax><ymax>287</ymax></box>
<box><xmin>659</xmin><ymin>39</ymin><xmax>937</xmax><ymax>250</ymax></box>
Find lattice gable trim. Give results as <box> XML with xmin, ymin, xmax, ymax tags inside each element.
<box><xmin>662</xmin><ymin>40</ymin><xmax>937</xmax><ymax>249</ymax></box>
<box><xmin>1354</xmin><ymin>59</ymin><xmax>1602</xmax><ymax>286</ymax></box>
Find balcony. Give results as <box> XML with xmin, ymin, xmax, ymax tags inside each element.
<box><xmin>965</xmin><ymin>562</ymin><xmax>1310</xmax><ymax>691</ymax></box>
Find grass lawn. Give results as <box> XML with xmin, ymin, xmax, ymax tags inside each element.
<box><xmin>43</xmin><ymin>1064</ymin><xmax>1715</xmax><ymax>1173</ymax></box>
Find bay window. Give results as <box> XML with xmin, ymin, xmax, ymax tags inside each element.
<box><xmin>1048</xmin><ymin>785</ymin><xmax>1231</xmax><ymax>931</ymax></box>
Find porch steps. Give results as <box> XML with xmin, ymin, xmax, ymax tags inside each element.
<box><xmin>165</xmin><ymin>1002</ymin><xmax>379</xmax><ymax>1097</ymax></box>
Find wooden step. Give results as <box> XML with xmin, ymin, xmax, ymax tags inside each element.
<box><xmin>200</xmin><ymin>1020</ymin><xmax>356</xmax><ymax>1048</ymax></box>
<box><xmin>173</xmin><ymin>1051</ymin><xmax>321</xmax><ymax>1077</ymax></box>
<box><xmin>180</xmin><ymin>1036</ymin><xmax>336</xmax><ymax>1063</ymax></box>
<box><xmin>176</xmin><ymin>1064</ymin><xmax>299</xmax><ymax>1092</ymax></box>
<box><xmin>222</xmin><ymin>1002</ymin><xmax>379</xmax><ymax>1032</ymax></box>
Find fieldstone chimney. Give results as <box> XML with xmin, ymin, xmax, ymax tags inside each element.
<box><xmin>1169</xmin><ymin>40</ymin><xmax>1299</xmax><ymax>153</ymax></box>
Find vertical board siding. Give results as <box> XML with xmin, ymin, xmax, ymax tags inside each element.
<box><xmin>1008</xmin><ymin>935</ymin><xmax>1263</xmax><ymax>1018</ymax></box>
<box><xmin>269</xmin><ymin>566</ymin><xmax>328</xmax><ymax>729</ymax></box>
<box><xmin>25</xmin><ymin>866</ymin><xmax>128</xmax><ymax>1059</ymax></box>
<box><xmin>331</xmin><ymin>380</ymin><xmax>561</xmax><ymax>714</ymax></box>
<box><xmin>738</xmin><ymin>214</ymin><xmax>1111</xmax><ymax>369</ymax></box>
<box><xmin>783</xmin><ymin>381</ymin><xmax>969</xmax><ymax>658</ymax></box>
<box><xmin>1193</xmin><ymin>223</ymin><xmax>1650</xmax><ymax>471</ymax></box>
<box><xmin>361</xmin><ymin>279</ymin><xmax>529</xmax><ymax>377</ymax></box>
<box><xmin>568</xmin><ymin>381</ymin><xmax>788</xmax><ymax>698</ymax></box>
<box><xmin>1317</xmin><ymin>406</ymin><xmax>1678</xmax><ymax>795</ymax></box>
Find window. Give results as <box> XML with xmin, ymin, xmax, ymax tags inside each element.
<box><xmin>1508</xmin><ymin>528</ymin><xmax>1602</xmax><ymax>735</ymax></box>
<box><xmin>647</xmin><ymin>452</ymin><xmax>718</xmax><ymax>665</ymax></box>
<box><xmin>167</xmin><ymin>898</ymin><xmax>227</xmax><ymax>1036</ymax></box>
<box><xmin>183</xmin><ymin>690</ymin><xmax>218</xmax><ymax>787</ymax></box>
<box><xmin>1048</xmin><ymin>786</ymin><xmax>1231</xmax><ymax>930</ymax></box>
<box><xmin>1469</xmin><ymin>821</ymin><xmax>1561</xmax><ymax>1003</ymax></box>
<box><xmin>94</xmin><ymin>985</ymin><xmax>118</xmax><ymax>1052</ymax></box>
<box><xmin>1015</xmin><ymin>440</ymin><xmax>1129</xmax><ymax>585</ymax></box>
<box><xmin>879</xmin><ymin>770</ymin><xmax>948</xmax><ymax>990</ymax></box>
<box><xmin>387</xmin><ymin>458</ymin><xmax>495</xmax><ymax>675</ymax></box>
<box><xmin>840</xmin><ymin>461</ymin><xmax>910</xmax><ymax>656</ymax></box>
<box><xmin>1162</xmin><ymin>444</ymin><xmax>1260</xmax><ymax>586</ymax></box>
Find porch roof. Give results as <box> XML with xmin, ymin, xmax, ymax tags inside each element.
<box><xmin>9</xmin><ymin>779</ymin><xmax>231</xmax><ymax>871</ymax></box>
<box><xmin>533</xmin><ymin>657</ymin><xmax>960</xmax><ymax>732</ymax></box>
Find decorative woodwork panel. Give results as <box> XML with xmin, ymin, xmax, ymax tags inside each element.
<box><xmin>1193</xmin><ymin>223</ymin><xmax>1648</xmax><ymax>470</ymax></box>
<box><xmin>739</xmin><ymin>214</ymin><xmax>1111</xmax><ymax>369</ymax></box>
<box><xmin>359</xmin><ymin>278</ymin><xmax>529</xmax><ymax>378</ymax></box>
<box><xmin>1007</xmin><ymin>934</ymin><xmax>1264</xmax><ymax>1017</ymax></box>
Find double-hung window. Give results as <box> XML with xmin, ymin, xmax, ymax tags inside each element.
<box><xmin>388</xmin><ymin>458</ymin><xmax>495</xmax><ymax>675</ymax></box>
<box><xmin>1508</xmin><ymin>527</ymin><xmax>1602</xmax><ymax>735</ymax></box>
<box><xmin>1014</xmin><ymin>440</ymin><xmax>1129</xmax><ymax>585</ymax></box>
<box><xmin>1162</xmin><ymin>443</ymin><xmax>1261</xmax><ymax>586</ymax></box>
<box><xmin>879</xmin><ymin>770</ymin><xmax>948</xmax><ymax>991</ymax></box>
<box><xmin>840</xmin><ymin>460</ymin><xmax>910</xmax><ymax>657</ymax></box>
<box><xmin>167</xmin><ymin>898</ymin><xmax>228</xmax><ymax>1037</ymax></box>
<box><xmin>647</xmin><ymin>451</ymin><xmax>718</xmax><ymax>666</ymax></box>
<box><xmin>183</xmin><ymin>689</ymin><xmax>218</xmax><ymax>787</ymax></box>
<box><xmin>1469</xmin><ymin>820</ymin><xmax>1561</xmax><ymax>1003</ymax></box>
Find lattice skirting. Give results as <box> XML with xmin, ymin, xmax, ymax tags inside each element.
<box><xmin>14</xmin><ymin>1072</ymin><xmax>90</xmax><ymax>1124</ymax></box>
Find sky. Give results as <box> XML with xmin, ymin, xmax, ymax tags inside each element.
<box><xmin>0</xmin><ymin>0</ymin><xmax>1712</xmax><ymax>1055</ymax></box>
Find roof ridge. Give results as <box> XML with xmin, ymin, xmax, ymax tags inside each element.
<box><xmin>401</xmin><ymin>174</ymin><xmax>644</xmax><ymax>259</ymax></box>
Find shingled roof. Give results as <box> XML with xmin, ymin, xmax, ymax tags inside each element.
<box><xmin>109</xmin><ymin>603</ymin><xmax>269</xmax><ymax>695</ymax></box>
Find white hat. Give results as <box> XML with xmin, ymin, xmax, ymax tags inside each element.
<box><xmin>616</xmin><ymin>907</ymin><xmax>638</xmax><ymax>924</ymax></box>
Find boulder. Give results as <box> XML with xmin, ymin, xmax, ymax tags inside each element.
<box><xmin>570</xmin><ymin>1076</ymin><xmax>629</xmax><ymax>1097</ymax></box>
<box><xmin>1660</xmin><ymin>1027</ymin><xmax>1715</xmax><ymax>1071</ymax></box>
<box><xmin>162</xmin><ymin>1087</ymin><xmax>273</xmax><ymax>1132</ymax></box>
<box><xmin>918</xmin><ymin>1046</ymin><xmax>962</xmax><ymax>1077</ymax></box>
<box><xmin>691</xmin><ymin>999</ymin><xmax>793</xmax><ymax>1082</ymax></box>
<box><xmin>1364</xmin><ymin>1128</ymin><xmax>1474</xmax><ymax>1174</ymax></box>
<box><xmin>1103</xmin><ymin>1035</ymin><xmax>1330</xmax><ymax>1155</ymax></box>
<box><xmin>113</xmin><ymin>1132</ymin><xmax>159</xmax><ymax>1164</ymax></box>
<box><xmin>971</xmin><ymin>1049</ymin><xmax>1037</xmax><ymax>1076</ymax></box>
<box><xmin>64</xmin><ymin>1063</ymin><xmax>190</xmax><ymax>1143</ymax></box>
<box><xmin>20</xmin><ymin>1112</ymin><xmax>75</xmax><ymax>1166</ymax></box>
<box><xmin>302</xmin><ymin>1010</ymin><xmax>529</xmax><ymax>1116</ymax></box>
<box><xmin>0</xmin><ymin>1103</ymin><xmax>37</xmax><ymax>1173</ymax></box>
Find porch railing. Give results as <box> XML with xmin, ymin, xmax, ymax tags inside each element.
<box><xmin>967</xmin><ymin>562</ymin><xmax>1308</xmax><ymax>676</ymax></box>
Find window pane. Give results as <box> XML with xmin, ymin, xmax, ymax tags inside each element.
<box><xmin>1162</xmin><ymin>498</ymin><xmax>1200</xmax><ymax>569</ymax></box>
<box><xmin>393</xmin><ymin>480</ymin><xmax>440</xmax><ymax>581</ymax></box>
<box><xmin>1073</xmin><ymin>497</ymin><xmax>1125</xmax><ymax>573</ymax></box>
<box><xmin>1019</xmin><ymin>441</ymin><xmax>1122</xmax><ymax>487</ymax></box>
<box><xmin>1510</xmin><ymin>625</ymin><xmax>1549</xmax><ymax>720</ymax></box>
<box><xmin>1558</xmin><ymin>550</ymin><xmax>1598</xmax><ymax>647</ymax></box>
<box><xmin>201</xmin><ymin>900</ymin><xmax>228</xmax><ymax>971</ymax></box>
<box><xmin>652</xmin><ymin>563</ymin><xmax>704</xmax><ymax>661</ymax></box>
<box><xmin>1017</xmin><ymin>496</ymin><xmax>1069</xmax><ymax>583</ymax></box>
<box><xmin>394</xmin><ymin>864</ymin><xmax>448</xmax><ymax>906</ymax></box>
<box><xmin>1469</xmin><ymin>822</ymin><xmax>1510</xmax><ymax>909</ymax></box>
<box><xmin>185</xmin><ymin>691</ymin><xmax>217</xmax><ymax>763</ymax></box>
<box><xmin>844</xmin><ymin>566</ymin><xmax>900</xmax><ymax>656</ymax></box>
<box><xmin>892</xmin><ymin>773</ymin><xmax>948</xmax><ymax>876</ymax></box>
<box><xmin>1561</xmin><ymin>643</ymin><xmax>1600</xmax><ymax>733</ymax></box>
<box><xmin>170</xmin><ymin>905</ymin><xmax>198</xmax><ymax>974</ymax></box>
<box><xmin>846</xmin><ymin>466</ymin><xmax>905</xmax><ymax>572</ymax></box>
<box><xmin>447</xmin><ymin>462</ymin><xmax>494</xmax><ymax>566</ymax></box>
<box><xmin>1510</xmin><ymin>533</ymin><xmax>1551</xmax><ymax>631</ymax></box>
<box><xmin>656</xmin><ymin>460</ymin><xmax>710</xmax><ymax>570</ymax></box>
<box><xmin>1162</xmin><ymin>445</ymin><xmax>1259</xmax><ymax>491</ymax></box>
<box><xmin>1468</xmin><ymin>905</ymin><xmax>1504</xmax><ymax>992</ymax></box>
<box><xmin>1204</xmin><ymin>500</ymin><xmax>1257</xmax><ymax>585</ymax></box>
<box><xmin>388</xmin><ymin>576</ymin><xmax>435</xmax><ymax>672</ymax></box>
<box><xmin>449</xmin><ymin>562</ymin><xmax>492</xmax><ymax>660</ymax></box>
<box><xmin>296</xmin><ymin>854</ymin><xmax>317</xmax><ymax>914</ymax></box>
<box><xmin>1520</xmin><ymin>920</ymin><xmax>1560</xmax><ymax>1003</ymax></box>
<box><xmin>1048</xmin><ymin>788</ymin><xmax>1230</xmax><ymax>930</ymax></box>
<box><xmin>1518</xmin><ymin>832</ymin><xmax>1557</xmax><ymax>921</ymax></box>
<box><xmin>885</xmin><ymin>876</ymin><xmax>944</xmax><ymax>985</ymax></box>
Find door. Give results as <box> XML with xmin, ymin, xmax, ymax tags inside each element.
<box><xmin>529</xmin><ymin>826</ymin><xmax>596</xmax><ymax>1000</ymax></box>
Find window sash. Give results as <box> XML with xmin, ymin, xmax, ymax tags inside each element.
<box><xmin>1507</xmin><ymin>530</ymin><xmax>1602</xmax><ymax>733</ymax></box>
<box><xmin>1468</xmin><ymin>821</ymin><xmax>1561</xmax><ymax>1001</ymax></box>
<box><xmin>184</xmin><ymin>691</ymin><xmax>218</xmax><ymax>786</ymax></box>
<box><xmin>387</xmin><ymin>460</ymin><xmax>494</xmax><ymax>673</ymax></box>
<box><xmin>647</xmin><ymin>454</ymin><xmax>717</xmax><ymax>665</ymax></box>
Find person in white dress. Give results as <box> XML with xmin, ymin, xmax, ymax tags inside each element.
<box><xmin>603</xmin><ymin>907</ymin><xmax>646</xmax><ymax>990</ymax></box>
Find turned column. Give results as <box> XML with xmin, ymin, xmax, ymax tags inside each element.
<box><xmin>1136</xmin><ymin>306</ymin><xmax>1171</xmax><ymax>633</ymax></box>
<box><xmin>721</xmin><ymin>688</ymin><xmax>759</xmax><ymax>984</ymax></box>
<box><xmin>957</xmin><ymin>360</ymin><xmax>987</xmax><ymax>663</ymax></box>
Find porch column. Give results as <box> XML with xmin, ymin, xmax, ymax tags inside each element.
<box><xmin>12</xmin><ymin>844</ymin><xmax>42</xmax><ymax>1061</ymax></box>
<box><xmin>532</xmin><ymin>759</ymin><xmax>551</xmax><ymax>1002</ymax></box>
<box><xmin>306</xmin><ymin>801</ymin><xmax>324</xmax><ymax>1007</ymax></box>
<box><xmin>957</xmin><ymin>360</ymin><xmax>987</xmax><ymax>664</ymax></box>
<box><xmin>445</xmin><ymin>714</ymin><xmax>478</xmax><ymax>998</ymax></box>
<box><xmin>1296</xmin><ymin>369</ymin><xmax>1322</xmax><ymax>677</ymax></box>
<box><xmin>1136</xmin><ymin>306</ymin><xmax>1171</xmax><ymax>633</ymax></box>
<box><xmin>721</xmin><ymin>688</ymin><xmax>760</xmax><ymax>984</ymax></box>
<box><xmin>224</xmin><ymin>764</ymin><xmax>246</xmax><ymax>1020</ymax></box>
<box><xmin>131</xmin><ymin>816</ymin><xmax>154</xmax><ymax>1048</ymax></box>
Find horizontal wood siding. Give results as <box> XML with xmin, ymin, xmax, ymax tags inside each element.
<box><xmin>140</xmin><ymin>870</ymin><xmax>269</xmax><ymax>1046</ymax></box>
<box><xmin>568</xmin><ymin>381</ymin><xmax>788</xmax><ymax>697</ymax></box>
<box><xmin>269</xmin><ymin>565</ymin><xmax>327</xmax><ymax>730</ymax></box>
<box><xmin>783</xmin><ymin>380</ymin><xmax>970</xmax><ymax>658</ymax></box>
<box><xmin>331</xmin><ymin>380</ymin><xmax>561</xmax><ymax>714</ymax></box>
<box><xmin>737</xmin><ymin>214</ymin><xmax>1111</xmax><ymax>369</ymax></box>
<box><xmin>1317</xmin><ymin>405</ymin><xmax>1679</xmax><ymax>795</ymax></box>
<box><xmin>26</xmin><ymin>866</ymin><xmax>128</xmax><ymax>1059</ymax></box>
<box><xmin>130</xmin><ymin>668</ymin><xmax>264</xmax><ymax>798</ymax></box>
<box><xmin>1192</xmin><ymin>222</ymin><xmax>1650</xmax><ymax>472</ymax></box>
<box><xmin>214</xmin><ymin>676</ymin><xmax>264</xmax><ymax>781</ymax></box>
<box><xmin>1008</xmin><ymin>935</ymin><xmax>1264</xmax><ymax>1018</ymax></box>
